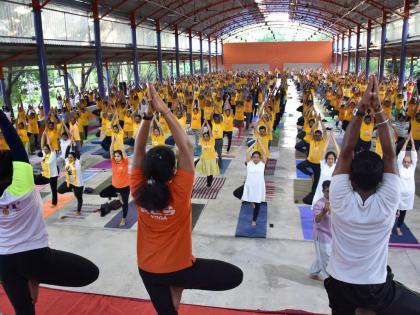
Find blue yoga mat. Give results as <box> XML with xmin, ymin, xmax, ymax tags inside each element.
<box><xmin>220</xmin><ymin>158</ymin><xmax>232</xmax><ymax>175</ymax></box>
<box><xmin>90</xmin><ymin>140</ymin><xmax>102</xmax><ymax>144</ymax></box>
<box><xmin>296</xmin><ymin>160</ymin><xmax>311</xmax><ymax>179</ymax></box>
<box><xmin>104</xmin><ymin>202</ymin><xmax>138</xmax><ymax>229</ymax></box>
<box><xmin>235</xmin><ymin>202</ymin><xmax>267</xmax><ymax>238</ymax></box>
<box><xmin>298</xmin><ymin>205</ymin><xmax>314</xmax><ymax>240</ymax></box>
<box><xmin>390</xmin><ymin>223</ymin><xmax>419</xmax><ymax>245</ymax></box>
<box><xmin>92</xmin><ymin>148</ymin><xmax>107</xmax><ymax>156</ymax></box>
<box><xmin>81</xmin><ymin>145</ymin><xmax>95</xmax><ymax>154</ymax></box>
<box><xmin>83</xmin><ymin>171</ymin><xmax>98</xmax><ymax>182</ymax></box>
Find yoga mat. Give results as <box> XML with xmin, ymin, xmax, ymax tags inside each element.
<box><xmin>90</xmin><ymin>139</ymin><xmax>102</xmax><ymax>144</ymax></box>
<box><xmin>298</xmin><ymin>206</ymin><xmax>314</xmax><ymax>241</ymax></box>
<box><xmin>90</xmin><ymin>159</ymin><xmax>112</xmax><ymax>170</ymax></box>
<box><xmin>265</xmin><ymin>180</ymin><xmax>277</xmax><ymax>201</ymax></box>
<box><xmin>92</xmin><ymin>148</ymin><xmax>107</xmax><ymax>156</ymax></box>
<box><xmin>40</xmin><ymin>191</ymin><xmax>50</xmax><ymax>198</ymax></box>
<box><xmin>104</xmin><ymin>202</ymin><xmax>137</xmax><ymax>229</ymax></box>
<box><xmin>80</xmin><ymin>144</ymin><xmax>96</xmax><ymax>154</ymax></box>
<box><xmin>192</xmin><ymin>177</ymin><xmax>226</xmax><ymax>199</ymax></box>
<box><xmin>0</xmin><ymin>286</ymin><xmax>325</xmax><ymax>315</ymax></box>
<box><xmin>83</xmin><ymin>170</ymin><xmax>99</xmax><ymax>182</ymax></box>
<box><xmin>264</xmin><ymin>158</ymin><xmax>277</xmax><ymax>176</ymax></box>
<box><xmin>231</xmin><ymin>137</ymin><xmax>244</xmax><ymax>146</ymax></box>
<box><xmin>43</xmin><ymin>194</ymin><xmax>75</xmax><ymax>218</ymax></box>
<box><xmin>389</xmin><ymin>223</ymin><xmax>420</xmax><ymax>248</ymax></box>
<box><xmin>220</xmin><ymin>158</ymin><xmax>232</xmax><ymax>175</ymax></box>
<box><xmin>235</xmin><ymin>202</ymin><xmax>267</xmax><ymax>238</ymax></box>
<box><xmin>192</xmin><ymin>203</ymin><xmax>205</xmax><ymax>230</ymax></box>
<box><xmin>293</xmin><ymin>179</ymin><xmax>312</xmax><ymax>204</ymax></box>
<box><xmin>296</xmin><ymin>160</ymin><xmax>311</xmax><ymax>179</ymax></box>
<box><xmin>92</xmin><ymin>176</ymin><xmax>112</xmax><ymax>194</ymax></box>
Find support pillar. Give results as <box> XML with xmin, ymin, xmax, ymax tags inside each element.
<box><xmin>170</xmin><ymin>60</ymin><xmax>174</xmax><ymax>79</ymax></box>
<box><xmin>221</xmin><ymin>39</ymin><xmax>224</xmax><ymax>67</ymax></box>
<box><xmin>32</xmin><ymin>0</ymin><xmax>50</xmax><ymax>114</ymax></box>
<box><xmin>409</xmin><ymin>57</ymin><xmax>414</xmax><ymax>78</ymax></box>
<box><xmin>105</xmin><ymin>63</ymin><xmax>110</xmax><ymax>99</ymax></box>
<box><xmin>215</xmin><ymin>37</ymin><xmax>219</xmax><ymax>72</ymax></box>
<box><xmin>398</xmin><ymin>0</ymin><xmax>410</xmax><ymax>89</ymax></box>
<box><xmin>0</xmin><ymin>67</ymin><xmax>7</xmax><ymax>108</ymax></box>
<box><xmin>365</xmin><ymin>20</ymin><xmax>372</xmax><ymax>77</ymax></box>
<box><xmin>199</xmin><ymin>33</ymin><xmax>204</xmax><ymax>74</ymax></box>
<box><xmin>131</xmin><ymin>13</ymin><xmax>139</xmax><ymax>87</ymax></box>
<box><xmin>355</xmin><ymin>26</ymin><xmax>361</xmax><ymax>74</ymax></box>
<box><xmin>156</xmin><ymin>19</ymin><xmax>163</xmax><ymax>82</ymax></box>
<box><xmin>92</xmin><ymin>0</ymin><xmax>105</xmax><ymax>98</ymax></box>
<box><xmin>335</xmin><ymin>34</ymin><xmax>340</xmax><ymax>70</ymax></box>
<box><xmin>340</xmin><ymin>34</ymin><xmax>345</xmax><ymax>74</ymax></box>
<box><xmin>174</xmin><ymin>25</ymin><xmax>180</xmax><ymax>78</ymax></box>
<box><xmin>188</xmin><ymin>29</ymin><xmax>193</xmax><ymax>75</ymax></box>
<box><xmin>331</xmin><ymin>36</ymin><xmax>335</xmax><ymax>70</ymax></box>
<box><xmin>379</xmin><ymin>12</ymin><xmax>387</xmax><ymax>81</ymax></box>
<box><xmin>63</xmin><ymin>64</ymin><xmax>70</xmax><ymax>99</ymax></box>
<box><xmin>208</xmin><ymin>35</ymin><xmax>212</xmax><ymax>73</ymax></box>
<box><xmin>183</xmin><ymin>60</ymin><xmax>186</xmax><ymax>75</ymax></box>
<box><xmin>347</xmin><ymin>30</ymin><xmax>351</xmax><ymax>73</ymax></box>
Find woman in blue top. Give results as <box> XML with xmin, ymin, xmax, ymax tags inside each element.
<box><xmin>0</xmin><ymin>110</ymin><xmax>99</xmax><ymax>315</ymax></box>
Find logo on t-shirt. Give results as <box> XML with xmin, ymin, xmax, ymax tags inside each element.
<box><xmin>140</xmin><ymin>206</ymin><xmax>176</xmax><ymax>220</ymax></box>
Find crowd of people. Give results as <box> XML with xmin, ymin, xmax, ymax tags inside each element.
<box><xmin>1</xmin><ymin>68</ymin><xmax>420</xmax><ymax>314</ymax></box>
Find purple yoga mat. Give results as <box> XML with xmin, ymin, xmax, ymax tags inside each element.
<box><xmin>91</xmin><ymin>160</ymin><xmax>112</xmax><ymax>170</ymax></box>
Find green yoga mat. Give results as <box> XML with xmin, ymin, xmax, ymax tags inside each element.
<box><xmin>294</xmin><ymin>179</ymin><xmax>312</xmax><ymax>204</ymax></box>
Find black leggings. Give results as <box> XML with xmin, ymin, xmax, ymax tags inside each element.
<box><xmin>207</xmin><ymin>175</ymin><xmax>214</xmax><ymax>188</ymax></box>
<box><xmin>99</xmin><ymin>185</ymin><xmax>130</xmax><ymax>218</ymax></box>
<box><xmin>58</xmin><ymin>182</ymin><xmax>84</xmax><ymax>212</ymax></box>
<box><xmin>223</xmin><ymin>131</ymin><xmax>233</xmax><ymax>152</ymax></box>
<box><xmin>139</xmin><ymin>258</ymin><xmax>243</xmax><ymax>315</ymax></box>
<box><xmin>83</xmin><ymin>125</ymin><xmax>88</xmax><ymax>140</ymax></box>
<box><xmin>297</xmin><ymin>159</ymin><xmax>321</xmax><ymax>194</ymax></box>
<box><xmin>0</xmin><ymin>247</ymin><xmax>99</xmax><ymax>315</ymax></box>
<box><xmin>233</xmin><ymin>185</ymin><xmax>260</xmax><ymax>221</ymax></box>
<box><xmin>34</xmin><ymin>175</ymin><xmax>58</xmax><ymax>205</ymax></box>
<box><xmin>397</xmin><ymin>210</ymin><xmax>407</xmax><ymax>228</ymax></box>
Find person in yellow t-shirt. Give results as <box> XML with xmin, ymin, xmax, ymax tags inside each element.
<box><xmin>355</xmin><ymin>114</ymin><xmax>374</xmax><ymax>153</ymax></box>
<box><xmin>123</xmin><ymin>109</ymin><xmax>134</xmax><ymax>138</ymax></box>
<box><xmin>223</xmin><ymin>108</ymin><xmax>234</xmax><ymax>152</ymax></box>
<box><xmin>212</xmin><ymin>114</ymin><xmax>224</xmax><ymax>168</ymax></box>
<box><xmin>297</xmin><ymin>119</ymin><xmax>327</xmax><ymax>204</ymax></box>
<box><xmin>411</xmin><ymin>112</ymin><xmax>420</xmax><ymax>151</ymax></box>
<box><xmin>27</xmin><ymin>110</ymin><xmax>39</xmax><ymax>152</ymax></box>
<box><xmin>78</xmin><ymin>107</ymin><xmax>90</xmax><ymax>140</ymax></box>
<box><xmin>45</xmin><ymin>120</ymin><xmax>60</xmax><ymax>152</ymax></box>
<box><xmin>16</xmin><ymin>121</ymin><xmax>30</xmax><ymax>154</ymax></box>
<box><xmin>190</xmin><ymin>107</ymin><xmax>202</xmax><ymax>148</ymax></box>
<box><xmin>150</xmin><ymin>117</ymin><xmax>166</xmax><ymax>147</ymax></box>
<box><xmin>195</xmin><ymin>120</ymin><xmax>220</xmax><ymax>188</ymax></box>
<box><xmin>111</xmin><ymin>120</ymin><xmax>125</xmax><ymax>151</ymax></box>
<box><xmin>68</xmin><ymin>115</ymin><xmax>81</xmax><ymax>153</ymax></box>
<box><xmin>234</xmin><ymin>101</ymin><xmax>245</xmax><ymax>137</ymax></box>
<box><xmin>244</xmin><ymin>95</ymin><xmax>253</xmax><ymax>130</ymax></box>
<box><xmin>253</xmin><ymin>125</ymin><xmax>270</xmax><ymax>159</ymax></box>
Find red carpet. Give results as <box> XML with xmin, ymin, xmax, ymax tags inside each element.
<box><xmin>0</xmin><ymin>286</ymin><xmax>324</xmax><ymax>315</ymax></box>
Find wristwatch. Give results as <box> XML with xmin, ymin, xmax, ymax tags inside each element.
<box><xmin>353</xmin><ymin>108</ymin><xmax>365</xmax><ymax>117</ymax></box>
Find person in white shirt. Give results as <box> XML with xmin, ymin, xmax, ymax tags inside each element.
<box><xmin>34</xmin><ymin>131</ymin><xmax>59</xmax><ymax>206</ymax></box>
<box><xmin>0</xmin><ymin>110</ymin><xmax>98</xmax><ymax>315</ymax></box>
<box><xmin>324</xmin><ymin>75</ymin><xmax>420</xmax><ymax>315</ymax></box>
<box><xmin>57</xmin><ymin>149</ymin><xmax>84</xmax><ymax>215</ymax></box>
<box><xmin>396</xmin><ymin>135</ymin><xmax>417</xmax><ymax>236</ymax></box>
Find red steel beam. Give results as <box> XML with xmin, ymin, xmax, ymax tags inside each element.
<box><xmin>100</xmin><ymin>0</ymin><xmax>130</xmax><ymax>20</ymax></box>
<box><xmin>0</xmin><ymin>50</ymin><xmax>33</xmax><ymax>66</ymax></box>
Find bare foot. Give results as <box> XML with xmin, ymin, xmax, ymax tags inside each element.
<box><xmin>76</xmin><ymin>211</ymin><xmax>81</xmax><ymax>216</ymax></box>
<box><xmin>28</xmin><ymin>280</ymin><xmax>39</xmax><ymax>304</ymax></box>
<box><xmin>396</xmin><ymin>227</ymin><xmax>403</xmax><ymax>236</ymax></box>
<box><xmin>119</xmin><ymin>218</ymin><xmax>126</xmax><ymax>226</ymax></box>
<box><xmin>251</xmin><ymin>220</ymin><xmax>257</xmax><ymax>227</ymax></box>
<box><xmin>170</xmin><ymin>286</ymin><xmax>184</xmax><ymax>311</ymax></box>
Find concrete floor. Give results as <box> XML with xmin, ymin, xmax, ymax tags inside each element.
<box><xmin>40</xmin><ymin>82</ymin><xmax>420</xmax><ymax>314</ymax></box>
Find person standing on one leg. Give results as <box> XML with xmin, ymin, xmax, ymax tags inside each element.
<box><xmin>324</xmin><ymin>75</ymin><xmax>420</xmax><ymax>315</ymax></box>
<box><xmin>0</xmin><ymin>110</ymin><xmax>99</xmax><ymax>315</ymax></box>
<box><xmin>34</xmin><ymin>131</ymin><xmax>59</xmax><ymax>206</ymax></box>
<box><xmin>241</xmin><ymin>139</ymin><xmax>267</xmax><ymax>227</ymax></box>
<box><xmin>396</xmin><ymin>135</ymin><xmax>417</xmax><ymax>236</ymax></box>
<box><xmin>296</xmin><ymin>115</ymin><xmax>328</xmax><ymax>204</ymax></box>
<box><xmin>130</xmin><ymin>84</ymin><xmax>243</xmax><ymax>315</ymax></box>
<box><xmin>99</xmin><ymin>135</ymin><xmax>130</xmax><ymax>226</ymax></box>
<box><xmin>57</xmin><ymin>150</ymin><xmax>84</xmax><ymax>215</ymax></box>
<box><xmin>212</xmin><ymin>114</ymin><xmax>224</xmax><ymax>169</ymax></box>
<box><xmin>223</xmin><ymin>108</ymin><xmax>233</xmax><ymax>153</ymax></box>
<box><xmin>309</xmin><ymin>180</ymin><xmax>332</xmax><ymax>281</ymax></box>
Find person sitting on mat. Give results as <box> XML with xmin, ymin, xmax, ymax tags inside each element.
<box><xmin>241</xmin><ymin>139</ymin><xmax>267</xmax><ymax>227</ymax></box>
<box><xmin>99</xmin><ymin>135</ymin><xmax>130</xmax><ymax>227</ymax></box>
<box><xmin>0</xmin><ymin>110</ymin><xmax>99</xmax><ymax>315</ymax></box>
<box><xmin>130</xmin><ymin>83</ymin><xmax>243</xmax><ymax>315</ymax></box>
<box><xmin>309</xmin><ymin>180</ymin><xmax>332</xmax><ymax>281</ymax></box>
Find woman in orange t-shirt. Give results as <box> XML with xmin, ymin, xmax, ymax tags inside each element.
<box><xmin>99</xmin><ymin>135</ymin><xmax>130</xmax><ymax>226</ymax></box>
<box><xmin>130</xmin><ymin>84</ymin><xmax>243</xmax><ymax>315</ymax></box>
